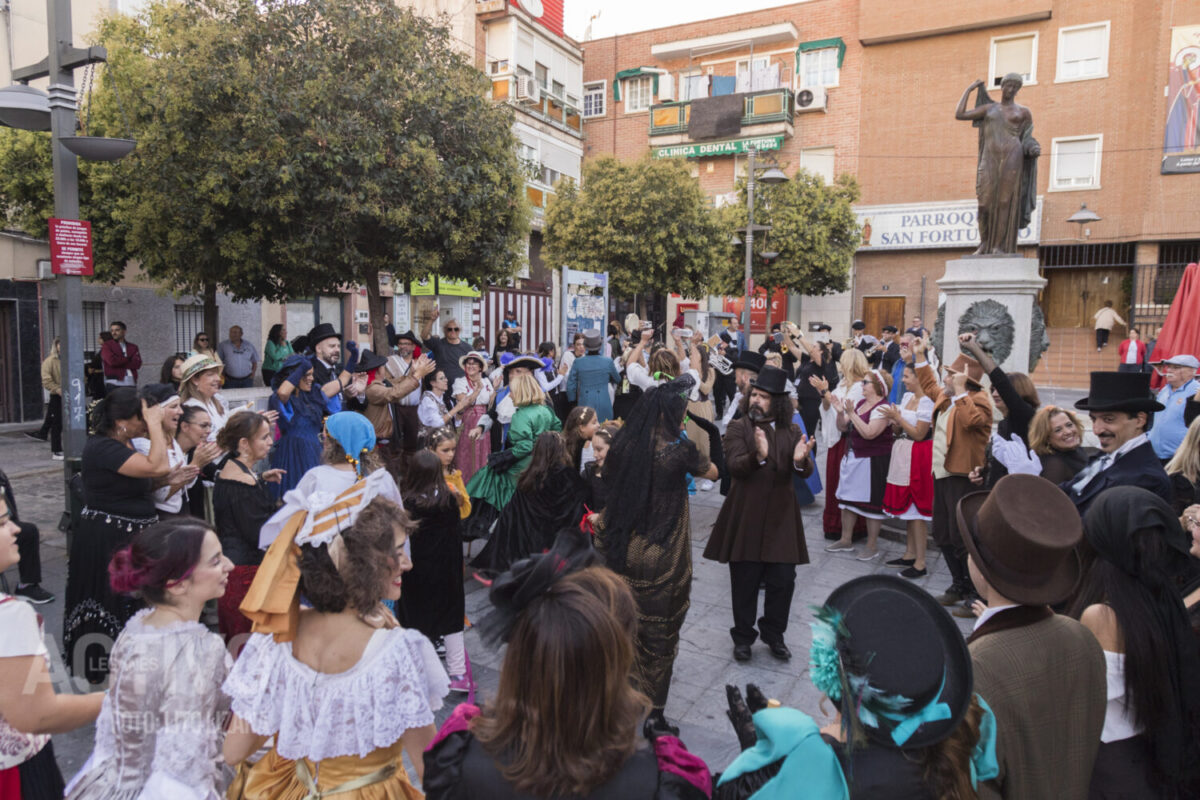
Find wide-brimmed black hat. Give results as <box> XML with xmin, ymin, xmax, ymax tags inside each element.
<box><xmin>307</xmin><ymin>323</ymin><xmax>341</xmax><ymax>347</ymax></box>
<box><xmin>956</xmin><ymin>474</ymin><xmax>1083</xmax><ymax>605</ymax></box>
<box><xmin>731</xmin><ymin>350</ymin><xmax>766</xmax><ymax>374</ymax></box>
<box><xmin>820</xmin><ymin>575</ymin><xmax>972</xmax><ymax>750</ymax></box>
<box><xmin>748</xmin><ymin>365</ymin><xmax>790</xmax><ymax>395</ymax></box>
<box><xmin>1074</xmin><ymin>371</ymin><xmax>1164</xmax><ymax>413</ymax></box>
<box><xmin>394</xmin><ymin>329</ymin><xmax>420</xmax><ymax>345</ymax></box>
<box><xmin>355</xmin><ymin>349</ymin><xmax>388</xmax><ymax>373</ymax></box>
<box><xmin>502</xmin><ymin>354</ymin><xmax>544</xmax><ymax>380</ymax></box>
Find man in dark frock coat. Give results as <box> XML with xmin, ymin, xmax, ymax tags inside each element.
<box><xmin>704</xmin><ymin>366</ymin><xmax>813</xmax><ymax>663</ymax></box>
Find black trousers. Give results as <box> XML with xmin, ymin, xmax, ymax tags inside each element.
<box><xmin>1096</xmin><ymin>328</ymin><xmax>1111</xmax><ymax>348</ymax></box>
<box><xmin>729</xmin><ymin>561</ymin><xmax>796</xmax><ymax>646</ymax></box>
<box><xmin>932</xmin><ymin>475</ymin><xmax>974</xmax><ymax>593</ymax></box>
<box><xmin>37</xmin><ymin>394</ymin><xmax>62</xmax><ymax>453</ymax></box>
<box><xmin>16</xmin><ymin>521</ymin><xmax>41</xmax><ymax>585</ymax></box>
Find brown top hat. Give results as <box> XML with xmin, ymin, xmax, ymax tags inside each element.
<box><xmin>956</xmin><ymin>474</ymin><xmax>1083</xmax><ymax>605</ymax></box>
<box><xmin>945</xmin><ymin>353</ymin><xmax>985</xmax><ymax>390</ymax></box>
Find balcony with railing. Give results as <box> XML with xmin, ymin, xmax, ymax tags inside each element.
<box><xmin>525</xmin><ymin>181</ymin><xmax>555</xmax><ymax>229</ymax></box>
<box><xmin>648</xmin><ymin>88</ymin><xmax>795</xmax><ymax>142</ymax></box>
<box><xmin>491</xmin><ymin>74</ymin><xmax>583</xmax><ymax>138</ymax></box>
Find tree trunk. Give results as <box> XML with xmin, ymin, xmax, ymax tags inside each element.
<box><xmin>202</xmin><ymin>282</ymin><xmax>218</xmax><ymax>346</ymax></box>
<box><xmin>363</xmin><ymin>267</ymin><xmax>389</xmax><ymax>354</ymax></box>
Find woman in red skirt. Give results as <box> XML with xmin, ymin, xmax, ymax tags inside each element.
<box><xmin>881</xmin><ymin>362</ymin><xmax>935</xmax><ymax>579</ymax></box>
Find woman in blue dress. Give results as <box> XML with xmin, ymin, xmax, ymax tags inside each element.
<box><xmin>267</xmin><ymin>354</ymin><xmax>326</xmax><ymax>498</ymax></box>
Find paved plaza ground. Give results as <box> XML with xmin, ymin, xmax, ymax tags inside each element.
<box><xmin>0</xmin><ymin>428</ymin><xmax>990</xmax><ymax>782</ymax></box>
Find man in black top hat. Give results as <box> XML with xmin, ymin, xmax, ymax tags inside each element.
<box><xmin>706</xmin><ymin>365</ymin><xmax>813</xmax><ymax>663</ymax></box>
<box><xmin>720</xmin><ymin>350</ymin><xmax>766</xmax><ymax>428</ymax></box>
<box><xmin>307</xmin><ymin>322</ymin><xmax>359</xmax><ymax>414</ymax></box>
<box><xmin>994</xmin><ymin>371</ymin><xmax>1171</xmax><ymax>516</ymax></box>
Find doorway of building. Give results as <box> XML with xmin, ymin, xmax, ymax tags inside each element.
<box><xmin>1041</xmin><ymin>267</ymin><xmax>1131</xmax><ymax>330</ymax></box>
<box><xmin>862</xmin><ymin>296</ymin><xmax>906</xmax><ymax>337</ymax></box>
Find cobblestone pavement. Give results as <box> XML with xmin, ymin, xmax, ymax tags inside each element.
<box><xmin>0</xmin><ymin>429</ymin><xmax>981</xmax><ymax>782</ymax></box>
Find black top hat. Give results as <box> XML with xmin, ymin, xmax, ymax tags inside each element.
<box><xmin>821</xmin><ymin>575</ymin><xmax>972</xmax><ymax>750</ymax></box>
<box><xmin>749</xmin><ymin>365</ymin><xmax>790</xmax><ymax>395</ymax></box>
<box><xmin>731</xmin><ymin>350</ymin><xmax>766</xmax><ymax>374</ymax></box>
<box><xmin>355</xmin><ymin>349</ymin><xmax>388</xmax><ymax>374</ymax></box>
<box><xmin>1074</xmin><ymin>371</ymin><xmax>1165</xmax><ymax>413</ymax></box>
<box><xmin>307</xmin><ymin>323</ymin><xmax>341</xmax><ymax>347</ymax></box>
<box><xmin>956</xmin><ymin>474</ymin><xmax>1083</xmax><ymax>605</ymax></box>
<box><xmin>394</xmin><ymin>329</ymin><xmax>420</xmax><ymax>345</ymax></box>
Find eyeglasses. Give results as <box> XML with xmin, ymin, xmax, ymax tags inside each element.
<box><xmin>446</xmin><ymin>327</ymin><xmax>460</xmax><ymax>332</ymax></box>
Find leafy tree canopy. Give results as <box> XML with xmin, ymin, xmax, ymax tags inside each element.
<box><xmin>543</xmin><ymin>156</ymin><xmax>731</xmax><ymax>299</ymax></box>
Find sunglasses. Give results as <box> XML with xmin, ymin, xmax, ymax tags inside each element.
<box><xmin>197</xmin><ymin>337</ymin><xmax>208</xmax><ymax>342</ymax></box>
<box><xmin>446</xmin><ymin>327</ymin><xmax>460</xmax><ymax>332</ymax></box>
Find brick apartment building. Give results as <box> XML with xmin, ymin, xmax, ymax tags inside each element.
<box><xmin>583</xmin><ymin>0</ymin><xmax>1200</xmax><ymax>383</ymax></box>
<box><xmin>581</xmin><ymin>0</ymin><xmax>861</xmax><ymax>340</ymax></box>
<box><xmin>853</xmin><ymin>0</ymin><xmax>1200</xmax><ymax>385</ymax></box>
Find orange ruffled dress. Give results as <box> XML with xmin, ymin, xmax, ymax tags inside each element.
<box><xmin>223</xmin><ymin>627</ymin><xmax>449</xmax><ymax>799</ymax></box>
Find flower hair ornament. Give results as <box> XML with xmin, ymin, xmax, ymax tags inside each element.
<box><xmin>479</xmin><ymin>526</ymin><xmax>601</xmax><ymax>647</ymax></box>
<box><xmin>240</xmin><ymin>469</ymin><xmax>403</xmax><ymax>641</ymax></box>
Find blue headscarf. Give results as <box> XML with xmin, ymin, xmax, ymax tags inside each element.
<box><xmin>324</xmin><ymin>412</ymin><xmax>376</xmax><ymax>476</ymax></box>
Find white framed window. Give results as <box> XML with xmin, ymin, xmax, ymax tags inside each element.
<box><xmin>989</xmin><ymin>32</ymin><xmax>1038</xmax><ymax>88</ymax></box>
<box><xmin>1050</xmin><ymin>135</ymin><xmax>1102</xmax><ymax>191</ymax></box>
<box><xmin>798</xmin><ymin>48</ymin><xmax>839</xmax><ymax>89</ymax></box>
<box><xmin>551</xmin><ymin>80</ymin><xmax>564</xmax><ymax>98</ymax></box>
<box><xmin>582</xmin><ymin>81</ymin><xmax>606</xmax><ymax>118</ymax></box>
<box><xmin>799</xmin><ymin>146</ymin><xmax>836</xmax><ymax>184</ymax></box>
<box><xmin>680</xmin><ymin>72</ymin><xmax>708</xmax><ymax>101</ymax></box>
<box><xmin>624</xmin><ymin>75</ymin><xmax>653</xmax><ymax>113</ymax></box>
<box><xmin>1056</xmin><ymin>22</ymin><xmax>1109</xmax><ymax>82</ymax></box>
<box><xmin>535</xmin><ymin>63</ymin><xmax>548</xmax><ymax>90</ymax></box>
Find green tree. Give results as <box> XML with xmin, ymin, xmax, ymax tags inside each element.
<box><xmin>0</xmin><ymin>0</ymin><xmax>529</xmax><ymax>350</ymax></box>
<box><xmin>543</xmin><ymin>156</ymin><xmax>730</xmax><ymax>310</ymax></box>
<box><xmin>713</xmin><ymin>169</ymin><xmax>862</xmax><ymax>331</ymax></box>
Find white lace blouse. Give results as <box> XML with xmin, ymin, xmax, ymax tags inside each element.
<box><xmin>0</xmin><ymin>596</ymin><xmax>50</xmax><ymax>771</ymax></box>
<box><xmin>223</xmin><ymin>627</ymin><xmax>449</xmax><ymax>761</ymax></box>
<box><xmin>65</xmin><ymin>609</ymin><xmax>233</xmax><ymax>800</ymax></box>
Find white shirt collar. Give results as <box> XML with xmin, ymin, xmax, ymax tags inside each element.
<box><xmin>973</xmin><ymin>603</ymin><xmax>1019</xmax><ymax>632</ymax></box>
<box><xmin>1109</xmin><ymin>432</ymin><xmax>1149</xmax><ymax>461</ymax></box>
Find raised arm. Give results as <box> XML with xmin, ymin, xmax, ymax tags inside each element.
<box><xmin>955</xmin><ymin>79</ymin><xmax>988</xmax><ymax>121</ymax></box>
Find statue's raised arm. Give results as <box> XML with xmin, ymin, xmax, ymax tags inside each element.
<box><xmin>956</xmin><ymin>74</ymin><xmax>1039</xmax><ymax>256</ymax></box>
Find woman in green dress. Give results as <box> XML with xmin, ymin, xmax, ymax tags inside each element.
<box><xmin>261</xmin><ymin>324</ymin><xmax>294</xmax><ymax>387</ymax></box>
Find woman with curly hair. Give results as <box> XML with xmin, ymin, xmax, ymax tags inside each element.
<box><xmin>225</xmin><ymin>483</ymin><xmax>447</xmax><ymax>798</ymax></box>
<box><xmin>595</xmin><ymin>376</ymin><xmax>718</xmax><ymax>737</ymax></box>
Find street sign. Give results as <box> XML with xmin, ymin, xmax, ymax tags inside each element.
<box><xmin>48</xmin><ymin>217</ymin><xmax>93</xmax><ymax>276</ymax></box>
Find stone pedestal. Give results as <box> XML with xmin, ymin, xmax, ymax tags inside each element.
<box><xmin>936</xmin><ymin>257</ymin><xmax>1048</xmax><ymax>375</ymax></box>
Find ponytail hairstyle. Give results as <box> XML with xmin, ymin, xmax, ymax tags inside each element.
<box><xmin>91</xmin><ymin>386</ymin><xmax>143</xmax><ymax>436</ymax></box>
<box><xmin>109</xmin><ymin>518</ymin><xmax>211</xmax><ymax>605</ymax></box>
<box><xmin>215</xmin><ymin>410</ymin><xmax>268</xmax><ymax>458</ymax></box>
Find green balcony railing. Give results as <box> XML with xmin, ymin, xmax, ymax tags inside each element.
<box><xmin>649</xmin><ymin>88</ymin><xmax>795</xmax><ymax>137</ymax></box>
<box><xmin>491</xmin><ymin>75</ymin><xmax>583</xmax><ymax>137</ymax></box>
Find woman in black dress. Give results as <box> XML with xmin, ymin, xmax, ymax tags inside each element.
<box><xmin>63</xmin><ymin>388</ymin><xmax>170</xmax><ymax>684</ymax></box>
<box><xmin>211</xmin><ymin>410</ymin><xmax>283</xmax><ymax>645</ymax></box>
<box><xmin>595</xmin><ymin>376</ymin><xmax>718</xmax><ymax>737</ymax></box>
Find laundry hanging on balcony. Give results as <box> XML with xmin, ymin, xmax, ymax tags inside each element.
<box><xmin>689</xmin><ymin>94</ymin><xmax>744</xmax><ymax>139</ymax></box>
<box><xmin>712</xmin><ymin>76</ymin><xmax>738</xmax><ymax>96</ymax></box>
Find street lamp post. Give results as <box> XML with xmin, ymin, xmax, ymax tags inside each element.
<box><xmin>739</xmin><ymin>147</ymin><xmax>788</xmax><ymax>338</ymax></box>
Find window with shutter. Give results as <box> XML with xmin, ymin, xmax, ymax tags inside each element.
<box><xmin>1051</xmin><ymin>136</ymin><xmax>1102</xmax><ymax>190</ymax></box>
<box><xmin>990</xmin><ymin>34</ymin><xmax>1038</xmax><ymax>87</ymax></box>
<box><xmin>1057</xmin><ymin>23</ymin><xmax>1109</xmax><ymax>82</ymax></box>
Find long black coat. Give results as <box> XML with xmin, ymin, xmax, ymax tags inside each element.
<box><xmin>704</xmin><ymin>417</ymin><xmax>812</xmax><ymax>564</ymax></box>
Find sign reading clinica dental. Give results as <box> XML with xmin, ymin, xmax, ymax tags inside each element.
<box><xmin>854</xmin><ymin>197</ymin><xmax>1043</xmax><ymax>251</ymax></box>
<box><xmin>652</xmin><ymin>135</ymin><xmax>785</xmax><ymax>160</ymax></box>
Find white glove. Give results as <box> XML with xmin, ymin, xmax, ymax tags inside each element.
<box><xmin>990</xmin><ymin>432</ymin><xmax>1042</xmax><ymax>476</ymax></box>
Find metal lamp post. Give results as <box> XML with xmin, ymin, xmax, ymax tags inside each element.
<box><xmin>739</xmin><ymin>147</ymin><xmax>788</xmax><ymax>337</ymax></box>
<box><xmin>1</xmin><ymin>0</ymin><xmax>131</xmax><ymax>500</ymax></box>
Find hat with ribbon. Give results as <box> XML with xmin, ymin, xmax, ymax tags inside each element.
<box><xmin>241</xmin><ymin>469</ymin><xmax>404</xmax><ymax>642</ymax></box>
<box><xmin>180</xmin><ymin>353</ymin><xmax>223</xmax><ymax>385</ymax></box>
<box><xmin>809</xmin><ymin>574</ymin><xmax>975</xmax><ymax>750</ymax></box>
<box><xmin>324</xmin><ymin>411</ymin><xmax>377</xmax><ymax>476</ymax></box>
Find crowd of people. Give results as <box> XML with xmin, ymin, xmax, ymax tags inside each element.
<box><xmin>3</xmin><ymin>306</ymin><xmax>1200</xmax><ymax>800</ymax></box>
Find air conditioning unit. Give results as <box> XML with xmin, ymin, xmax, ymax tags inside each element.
<box><xmin>516</xmin><ymin>75</ymin><xmax>540</xmax><ymax>103</ymax></box>
<box><xmin>36</xmin><ymin>259</ymin><xmax>53</xmax><ymax>280</ymax></box>
<box><xmin>795</xmin><ymin>86</ymin><xmax>828</xmax><ymax>113</ymax></box>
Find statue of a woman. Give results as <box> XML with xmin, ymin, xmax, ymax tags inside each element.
<box><xmin>955</xmin><ymin>74</ymin><xmax>1040</xmax><ymax>256</ymax></box>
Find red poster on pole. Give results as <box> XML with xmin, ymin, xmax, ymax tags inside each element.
<box><xmin>723</xmin><ymin>287</ymin><xmax>787</xmax><ymax>334</ymax></box>
<box><xmin>48</xmin><ymin>218</ymin><xmax>94</xmax><ymax>276</ymax></box>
